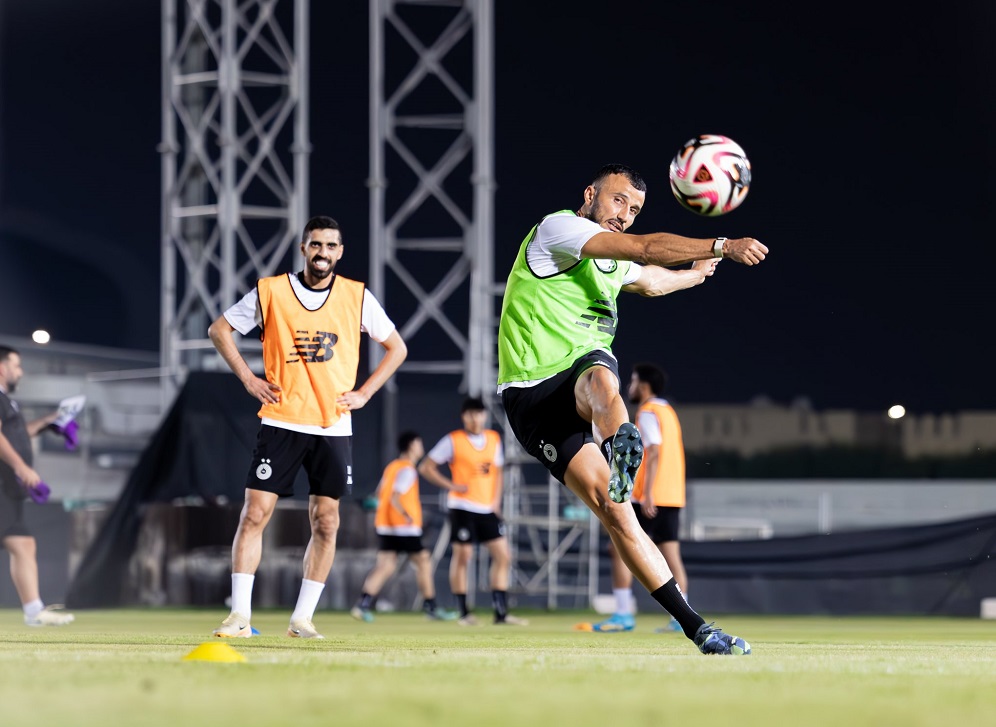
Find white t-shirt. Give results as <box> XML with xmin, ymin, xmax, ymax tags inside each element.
<box><xmin>427</xmin><ymin>431</ymin><xmax>505</xmax><ymax>514</ymax></box>
<box><xmin>636</xmin><ymin>398</ymin><xmax>668</xmax><ymax>446</ymax></box>
<box><xmin>497</xmin><ymin>213</ymin><xmax>642</xmax><ymax>392</ymax></box>
<box><xmin>525</xmin><ymin>212</ymin><xmax>642</xmax><ymax>283</ymax></box>
<box><xmin>223</xmin><ymin>272</ymin><xmax>396</xmax><ymax>437</ymax></box>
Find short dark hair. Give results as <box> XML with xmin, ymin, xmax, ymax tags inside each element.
<box><xmin>301</xmin><ymin>215</ymin><xmax>341</xmax><ymax>244</ymax></box>
<box><xmin>591</xmin><ymin>164</ymin><xmax>646</xmax><ymax>193</ymax></box>
<box><xmin>398</xmin><ymin>430</ymin><xmax>421</xmax><ymax>454</ymax></box>
<box><xmin>0</xmin><ymin>346</ymin><xmax>18</xmax><ymax>364</ymax></box>
<box><xmin>461</xmin><ymin>396</ymin><xmax>487</xmax><ymax>413</ymax></box>
<box><xmin>632</xmin><ymin>362</ymin><xmax>667</xmax><ymax>397</ymax></box>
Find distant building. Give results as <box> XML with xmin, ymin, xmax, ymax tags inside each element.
<box><xmin>677</xmin><ymin>397</ymin><xmax>996</xmax><ymax>457</ymax></box>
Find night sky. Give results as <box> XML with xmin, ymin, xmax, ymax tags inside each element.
<box><xmin>1</xmin><ymin>1</ymin><xmax>994</xmax><ymax>414</ymax></box>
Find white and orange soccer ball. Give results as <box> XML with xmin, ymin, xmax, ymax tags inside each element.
<box><xmin>668</xmin><ymin>134</ymin><xmax>751</xmax><ymax>216</ymax></box>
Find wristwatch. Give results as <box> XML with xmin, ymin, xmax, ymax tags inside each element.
<box><xmin>712</xmin><ymin>237</ymin><xmax>727</xmax><ymax>258</ymax></box>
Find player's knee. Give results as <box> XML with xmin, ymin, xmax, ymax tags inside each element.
<box><xmin>241</xmin><ymin>504</ymin><xmax>269</xmax><ymax>530</ymax></box>
<box><xmin>4</xmin><ymin>536</ymin><xmax>36</xmax><ymax>558</ymax></box>
<box><xmin>311</xmin><ymin>509</ymin><xmax>340</xmax><ymax>539</ymax></box>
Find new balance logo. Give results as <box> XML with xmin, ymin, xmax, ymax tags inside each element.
<box><xmin>287</xmin><ymin>330</ymin><xmax>339</xmax><ymax>363</ymax></box>
<box><xmin>575</xmin><ymin>299</ymin><xmax>618</xmax><ymax>335</ymax></box>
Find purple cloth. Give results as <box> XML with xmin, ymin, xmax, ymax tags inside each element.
<box><xmin>51</xmin><ymin>420</ymin><xmax>79</xmax><ymax>451</ymax></box>
<box><xmin>23</xmin><ymin>480</ymin><xmax>50</xmax><ymax>504</ymax></box>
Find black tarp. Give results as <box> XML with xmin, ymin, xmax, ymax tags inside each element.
<box><xmin>66</xmin><ymin>372</ymin><xmax>260</xmax><ymax>607</ymax></box>
<box><xmin>676</xmin><ymin>513</ymin><xmax>996</xmax><ymax>616</ymax></box>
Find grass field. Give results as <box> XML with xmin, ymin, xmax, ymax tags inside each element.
<box><xmin>1</xmin><ymin>609</ymin><xmax>994</xmax><ymax>727</ymax></box>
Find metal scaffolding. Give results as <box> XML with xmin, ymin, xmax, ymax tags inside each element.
<box><xmin>160</xmin><ymin>0</ymin><xmax>309</xmax><ymax>396</ymax></box>
<box><xmin>368</xmin><ymin>0</ymin><xmax>599</xmax><ymax>609</ymax></box>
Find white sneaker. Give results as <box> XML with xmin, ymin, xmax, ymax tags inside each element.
<box><xmin>495</xmin><ymin>614</ymin><xmax>530</xmax><ymax>626</ymax></box>
<box><xmin>287</xmin><ymin>618</ymin><xmax>324</xmax><ymax>639</ymax></box>
<box><xmin>456</xmin><ymin>613</ymin><xmax>479</xmax><ymax>626</ymax></box>
<box><xmin>213</xmin><ymin>611</ymin><xmax>253</xmax><ymax>638</ymax></box>
<box><xmin>25</xmin><ymin>605</ymin><xmax>75</xmax><ymax>627</ymax></box>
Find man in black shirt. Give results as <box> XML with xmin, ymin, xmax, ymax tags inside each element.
<box><xmin>0</xmin><ymin>346</ymin><xmax>74</xmax><ymax>626</ymax></box>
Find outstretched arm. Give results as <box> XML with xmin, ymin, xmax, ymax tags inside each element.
<box><xmin>207</xmin><ymin>314</ymin><xmax>282</xmax><ymax>405</ymax></box>
<box><xmin>622</xmin><ymin>259</ymin><xmax>719</xmax><ymax>297</ymax></box>
<box><xmin>582</xmin><ymin>231</ymin><xmax>767</xmax><ymax>267</ymax></box>
<box><xmin>337</xmin><ymin>330</ymin><xmax>408</xmax><ymax>411</ymax></box>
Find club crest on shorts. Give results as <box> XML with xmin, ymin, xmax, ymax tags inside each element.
<box><xmin>256</xmin><ymin>458</ymin><xmax>273</xmax><ymax>480</ymax></box>
<box><xmin>542</xmin><ymin>443</ymin><xmax>557</xmax><ymax>463</ymax></box>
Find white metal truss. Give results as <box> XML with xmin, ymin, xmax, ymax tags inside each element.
<box><xmin>368</xmin><ymin>0</ymin><xmax>495</xmax><ymax>403</ymax></box>
<box><xmin>369</xmin><ymin>0</ymin><xmax>599</xmax><ymax>609</ymax></box>
<box><xmin>160</xmin><ymin>0</ymin><xmax>309</xmax><ymax>392</ymax></box>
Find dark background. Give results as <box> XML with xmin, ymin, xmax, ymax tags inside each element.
<box><xmin>1</xmin><ymin>1</ymin><xmax>994</xmax><ymax>414</ymax></box>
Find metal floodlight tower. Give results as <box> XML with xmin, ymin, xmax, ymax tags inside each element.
<box><xmin>369</xmin><ymin>0</ymin><xmax>598</xmax><ymax>609</ymax></box>
<box><xmin>368</xmin><ymin>0</ymin><xmax>496</xmax><ymax>426</ymax></box>
<box><xmin>160</xmin><ymin>0</ymin><xmax>310</xmax><ymax>397</ymax></box>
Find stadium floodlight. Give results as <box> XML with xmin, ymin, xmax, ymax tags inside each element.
<box><xmin>887</xmin><ymin>404</ymin><xmax>906</xmax><ymax>419</ymax></box>
<box><xmin>31</xmin><ymin>330</ymin><xmax>50</xmax><ymax>345</ymax></box>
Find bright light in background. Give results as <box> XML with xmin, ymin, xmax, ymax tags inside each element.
<box><xmin>887</xmin><ymin>404</ymin><xmax>906</xmax><ymax>420</ymax></box>
<box><xmin>31</xmin><ymin>329</ymin><xmax>51</xmax><ymax>344</ymax></box>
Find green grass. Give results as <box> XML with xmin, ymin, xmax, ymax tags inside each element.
<box><xmin>1</xmin><ymin>609</ymin><xmax>994</xmax><ymax>727</ymax></box>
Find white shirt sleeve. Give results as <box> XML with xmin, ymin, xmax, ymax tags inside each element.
<box><xmin>527</xmin><ymin>213</ymin><xmax>639</xmax><ymax>286</ymax></box>
<box><xmin>622</xmin><ymin>261</ymin><xmax>642</xmax><ymax>286</ymax></box>
<box><xmin>494</xmin><ymin>437</ymin><xmax>505</xmax><ymax>467</ymax></box>
<box><xmin>392</xmin><ymin>466</ymin><xmax>417</xmax><ymax>495</ymax></box>
<box><xmin>223</xmin><ymin>288</ymin><xmax>262</xmax><ymax>335</ymax></box>
<box><xmin>526</xmin><ymin>213</ymin><xmax>605</xmax><ymax>277</ymax></box>
<box><xmin>637</xmin><ymin>410</ymin><xmax>663</xmax><ymax>446</ymax></box>
<box><xmin>361</xmin><ymin>289</ymin><xmax>397</xmax><ymax>343</ymax></box>
<box><xmin>427</xmin><ymin>434</ymin><xmax>455</xmax><ymax>464</ymax></box>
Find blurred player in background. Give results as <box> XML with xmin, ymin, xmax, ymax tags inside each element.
<box><xmin>0</xmin><ymin>346</ymin><xmax>74</xmax><ymax>627</ymax></box>
<box><xmin>577</xmin><ymin>363</ymin><xmax>690</xmax><ymax>633</ymax></box>
<box><xmin>351</xmin><ymin>431</ymin><xmax>456</xmax><ymax>622</ymax></box>
<box><xmin>498</xmin><ymin>164</ymin><xmax>766</xmax><ymax>655</ymax></box>
<box><xmin>419</xmin><ymin>397</ymin><xmax>527</xmax><ymax>626</ymax></box>
<box><xmin>208</xmin><ymin>215</ymin><xmax>407</xmax><ymax>640</ymax></box>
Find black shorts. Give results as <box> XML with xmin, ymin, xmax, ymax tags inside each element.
<box><xmin>634</xmin><ymin>503</ymin><xmax>682</xmax><ymax>544</ymax></box>
<box><xmin>377</xmin><ymin>534</ymin><xmax>425</xmax><ymax>553</ymax></box>
<box><xmin>501</xmin><ymin>350</ymin><xmax>620</xmax><ymax>483</ymax></box>
<box><xmin>0</xmin><ymin>489</ymin><xmax>30</xmax><ymax>540</ymax></box>
<box><xmin>245</xmin><ymin>424</ymin><xmax>352</xmax><ymax>499</ymax></box>
<box><xmin>449</xmin><ymin>508</ymin><xmax>504</xmax><ymax>544</ymax></box>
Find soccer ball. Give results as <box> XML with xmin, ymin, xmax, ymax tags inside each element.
<box><xmin>668</xmin><ymin>134</ymin><xmax>751</xmax><ymax>216</ymax></box>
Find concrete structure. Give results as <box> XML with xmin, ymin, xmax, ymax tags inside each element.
<box><xmin>677</xmin><ymin>397</ymin><xmax>996</xmax><ymax>458</ymax></box>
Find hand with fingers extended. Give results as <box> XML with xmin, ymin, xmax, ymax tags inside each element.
<box><xmin>721</xmin><ymin>237</ymin><xmax>768</xmax><ymax>266</ymax></box>
<box><xmin>243</xmin><ymin>376</ymin><xmax>282</xmax><ymax>405</ymax></box>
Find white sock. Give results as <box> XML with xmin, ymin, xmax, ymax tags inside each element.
<box><xmin>23</xmin><ymin>599</ymin><xmax>44</xmax><ymax>619</ymax></box>
<box><xmin>231</xmin><ymin>573</ymin><xmax>255</xmax><ymax>619</ymax></box>
<box><xmin>613</xmin><ymin>588</ymin><xmax>633</xmax><ymax>615</ymax></box>
<box><xmin>290</xmin><ymin>579</ymin><xmax>325</xmax><ymax>623</ymax></box>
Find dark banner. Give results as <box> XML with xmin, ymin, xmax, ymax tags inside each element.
<box><xmin>677</xmin><ymin>513</ymin><xmax>996</xmax><ymax>616</ymax></box>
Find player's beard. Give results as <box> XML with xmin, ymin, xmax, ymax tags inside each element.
<box><xmin>306</xmin><ymin>257</ymin><xmax>334</xmax><ymax>281</ymax></box>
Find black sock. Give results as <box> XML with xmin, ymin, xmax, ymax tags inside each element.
<box><xmin>358</xmin><ymin>592</ymin><xmax>374</xmax><ymax>610</ymax></box>
<box><xmin>423</xmin><ymin>598</ymin><xmax>437</xmax><ymax>613</ymax></box>
<box><xmin>492</xmin><ymin>590</ymin><xmax>508</xmax><ymax>621</ymax></box>
<box><xmin>651</xmin><ymin>579</ymin><xmax>705</xmax><ymax>640</ymax></box>
<box><xmin>601</xmin><ymin>437</ymin><xmax>613</xmax><ymax>464</ymax></box>
<box><xmin>456</xmin><ymin>593</ymin><xmax>469</xmax><ymax>617</ymax></box>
